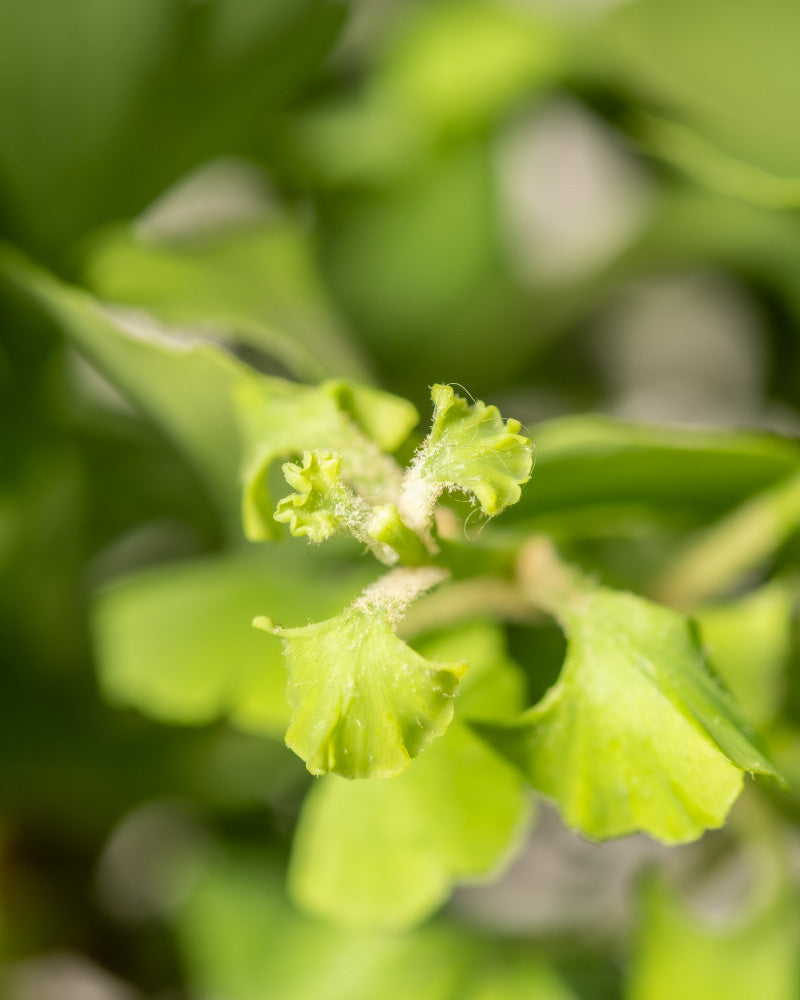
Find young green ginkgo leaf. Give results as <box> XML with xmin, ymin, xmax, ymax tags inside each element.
<box><xmin>398</xmin><ymin>384</ymin><xmax>533</xmax><ymax>534</ymax></box>
<box><xmin>274</xmin><ymin>450</ymin><xmax>432</xmax><ymax>566</ymax></box>
<box><xmin>288</xmin><ymin>623</ymin><xmax>531</xmax><ymax>929</ymax></box>
<box><xmin>238</xmin><ymin>376</ymin><xmax>418</xmax><ymax>541</ymax></box>
<box><xmin>477</xmin><ymin>540</ymin><xmax>781</xmax><ymax>844</ymax></box>
<box><xmin>274</xmin><ymin>450</ymin><xmax>355</xmax><ymax>543</ymax></box>
<box><xmin>254</xmin><ymin>568</ymin><xmax>465</xmax><ymax>778</ymax></box>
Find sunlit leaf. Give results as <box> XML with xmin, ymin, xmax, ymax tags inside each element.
<box><xmin>478</xmin><ymin>542</ymin><xmax>780</xmax><ymax>843</ymax></box>
<box><xmin>399</xmin><ymin>384</ymin><xmax>532</xmax><ymax>534</ymax></box>
<box><xmin>289</xmin><ymin>624</ymin><xmax>530</xmax><ymax>927</ymax></box>
<box><xmin>255</xmin><ymin>568</ymin><xmax>464</xmax><ymax>778</ymax></box>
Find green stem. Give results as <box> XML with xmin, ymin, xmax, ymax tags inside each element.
<box><xmin>398</xmin><ymin>576</ymin><xmax>537</xmax><ymax>640</ymax></box>
<box><xmin>653</xmin><ymin>471</ymin><xmax>800</xmax><ymax>608</ymax></box>
<box><xmin>515</xmin><ymin>535</ymin><xmax>592</xmax><ymax>623</ymax></box>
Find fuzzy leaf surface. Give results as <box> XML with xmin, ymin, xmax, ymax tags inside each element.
<box><xmin>256</xmin><ymin>570</ymin><xmax>464</xmax><ymax>778</ymax></box>
<box><xmin>406</xmin><ymin>384</ymin><xmax>532</xmax><ymax>522</ymax></box>
<box><xmin>239</xmin><ymin>377</ymin><xmax>416</xmax><ymax>541</ymax></box>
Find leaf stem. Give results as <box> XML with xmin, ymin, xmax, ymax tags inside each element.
<box><xmin>653</xmin><ymin>471</ymin><xmax>800</xmax><ymax>608</ymax></box>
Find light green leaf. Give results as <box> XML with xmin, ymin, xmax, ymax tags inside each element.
<box><xmin>695</xmin><ymin>579</ymin><xmax>796</xmax><ymax>727</ymax></box>
<box><xmin>321</xmin><ymin>380</ymin><xmax>419</xmax><ymax>454</ymax></box>
<box><xmin>255</xmin><ymin>568</ymin><xmax>464</xmax><ymax>778</ymax></box>
<box><xmin>628</xmin><ymin>880</ymin><xmax>800</xmax><ymax>1000</ymax></box>
<box><xmin>399</xmin><ymin>384</ymin><xmax>532</xmax><ymax>534</ymax></box>
<box><xmin>274</xmin><ymin>450</ymin><xmax>354</xmax><ymax>544</ymax></box>
<box><xmin>238</xmin><ymin>376</ymin><xmax>417</xmax><ymax>541</ymax></box>
<box><xmin>377</xmin><ymin>0</ymin><xmax>564</xmax><ymax>140</ymax></box>
<box><xmin>478</xmin><ymin>541</ymin><xmax>780</xmax><ymax>843</ymax></box>
<box><xmin>0</xmin><ymin>247</ymin><xmax>418</xmax><ymax>540</ymax></box>
<box><xmin>92</xmin><ymin>549</ymin><xmax>376</xmax><ymax>736</ymax></box>
<box><xmin>81</xmin><ymin>219</ymin><xmax>370</xmax><ymax>383</ymax></box>
<box><xmin>289</xmin><ymin>623</ymin><xmax>531</xmax><ymax>928</ymax></box>
<box><xmin>274</xmin><ymin>450</ymin><xmax>431</xmax><ymax>566</ymax></box>
<box><xmin>176</xmin><ymin>851</ymin><xmax>576</xmax><ymax>1000</ymax></box>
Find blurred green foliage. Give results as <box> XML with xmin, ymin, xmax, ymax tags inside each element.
<box><xmin>3</xmin><ymin>1</ymin><xmax>800</xmax><ymax>998</ymax></box>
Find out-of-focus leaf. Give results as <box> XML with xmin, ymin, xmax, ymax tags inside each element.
<box><xmin>92</xmin><ymin>548</ymin><xmax>377</xmax><ymax>735</ymax></box>
<box><xmin>695</xmin><ymin>579</ymin><xmax>796</xmax><ymax>728</ymax></box>
<box><xmin>628</xmin><ymin>880</ymin><xmax>800</xmax><ymax>1000</ymax></box>
<box><xmin>288</xmin><ymin>623</ymin><xmax>530</xmax><ymax>928</ymax></box>
<box><xmin>479</xmin><ymin>541</ymin><xmax>780</xmax><ymax>843</ymax></box>
<box><xmin>655</xmin><ymin>473</ymin><xmax>800</xmax><ymax>606</ymax></box>
<box><xmin>319</xmin><ymin>143</ymin><xmax>529</xmax><ymax>390</ymax></box>
<box><xmin>81</xmin><ymin>219</ymin><xmax>370</xmax><ymax>383</ymax></box>
<box><xmin>0</xmin><ymin>249</ymin><xmax>417</xmax><ymax>537</ymax></box>
<box><xmin>0</xmin><ymin>0</ymin><xmax>344</xmax><ymax>255</ymax></box>
<box><xmin>0</xmin><ymin>245</ymin><xmax>256</xmax><ymax>523</ymax></box>
<box><xmin>641</xmin><ymin>114</ymin><xmax>800</xmax><ymax>209</ymax></box>
<box><xmin>603</xmin><ymin>0</ymin><xmax>800</xmax><ymax>184</ymax></box>
<box><xmin>376</xmin><ymin>0</ymin><xmax>564</xmax><ymax>141</ymax></box>
<box><xmin>274</xmin><ymin>0</ymin><xmax>564</xmax><ymax>188</ymax></box>
<box><xmin>514</xmin><ymin>416</ymin><xmax>800</xmax><ymax>525</ymax></box>
<box><xmin>177</xmin><ymin>851</ymin><xmax>575</xmax><ymax>1000</ymax></box>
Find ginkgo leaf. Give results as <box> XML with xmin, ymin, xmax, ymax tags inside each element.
<box><xmin>274</xmin><ymin>450</ymin><xmax>354</xmax><ymax>543</ymax></box>
<box><xmin>0</xmin><ymin>249</ymin><xmax>417</xmax><ymax>542</ymax></box>
<box><xmin>477</xmin><ymin>541</ymin><xmax>780</xmax><ymax>843</ymax></box>
<box><xmin>399</xmin><ymin>384</ymin><xmax>532</xmax><ymax>534</ymax></box>
<box><xmin>237</xmin><ymin>377</ymin><xmax>415</xmax><ymax>541</ymax></box>
<box><xmin>92</xmin><ymin>548</ymin><xmax>377</xmax><ymax>736</ymax></box>
<box><xmin>274</xmin><ymin>450</ymin><xmax>432</xmax><ymax>565</ymax></box>
<box><xmin>288</xmin><ymin>623</ymin><xmax>531</xmax><ymax>928</ymax></box>
<box><xmin>254</xmin><ymin>568</ymin><xmax>464</xmax><ymax>778</ymax></box>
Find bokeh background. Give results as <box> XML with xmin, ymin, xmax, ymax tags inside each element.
<box><xmin>3</xmin><ymin>0</ymin><xmax>800</xmax><ymax>997</ymax></box>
